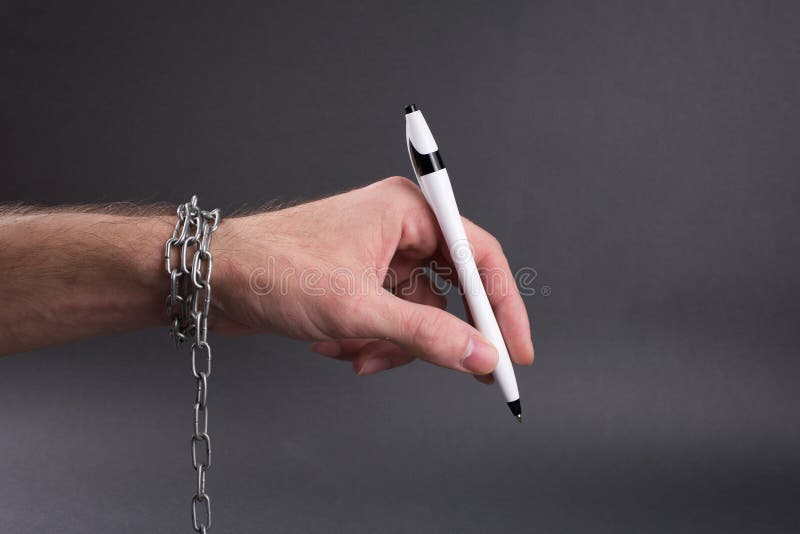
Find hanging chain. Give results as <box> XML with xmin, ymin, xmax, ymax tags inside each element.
<box><xmin>164</xmin><ymin>196</ymin><xmax>221</xmax><ymax>534</ymax></box>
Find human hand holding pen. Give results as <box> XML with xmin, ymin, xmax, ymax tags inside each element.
<box><xmin>0</xmin><ymin>178</ymin><xmax>533</xmax><ymax>380</ymax></box>
<box><xmin>211</xmin><ymin>177</ymin><xmax>534</xmax><ymax>379</ymax></box>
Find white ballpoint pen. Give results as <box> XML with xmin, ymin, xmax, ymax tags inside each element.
<box><xmin>404</xmin><ymin>104</ymin><xmax>522</xmax><ymax>422</ymax></box>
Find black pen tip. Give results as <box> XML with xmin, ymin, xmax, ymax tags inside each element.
<box><xmin>405</xmin><ymin>104</ymin><xmax>418</xmax><ymax>114</ymax></box>
<box><xmin>507</xmin><ymin>399</ymin><xmax>522</xmax><ymax>422</ymax></box>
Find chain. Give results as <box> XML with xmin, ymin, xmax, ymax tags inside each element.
<box><xmin>164</xmin><ymin>195</ymin><xmax>221</xmax><ymax>534</ymax></box>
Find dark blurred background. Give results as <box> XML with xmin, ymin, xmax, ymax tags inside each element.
<box><xmin>1</xmin><ymin>1</ymin><xmax>799</xmax><ymax>532</ymax></box>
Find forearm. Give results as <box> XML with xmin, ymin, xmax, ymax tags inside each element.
<box><xmin>0</xmin><ymin>209</ymin><xmax>173</xmax><ymax>355</ymax></box>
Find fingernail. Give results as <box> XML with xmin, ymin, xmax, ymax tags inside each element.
<box><xmin>358</xmin><ymin>358</ymin><xmax>392</xmax><ymax>376</ymax></box>
<box><xmin>311</xmin><ymin>341</ymin><xmax>341</xmax><ymax>358</ymax></box>
<box><xmin>475</xmin><ymin>374</ymin><xmax>495</xmax><ymax>385</ymax></box>
<box><xmin>461</xmin><ymin>336</ymin><xmax>498</xmax><ymax>374</ymax></box>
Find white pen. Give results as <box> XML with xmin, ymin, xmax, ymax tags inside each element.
<box><xmin>404</xmin><ymin>104</ymin><xmax>522</xmax><ymax>422</ymax></box>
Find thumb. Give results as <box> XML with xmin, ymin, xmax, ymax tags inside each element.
<box><xmin>354</xmin><ymin>293</ymin><xmax>499</xmax><ymax>375</ymax></box>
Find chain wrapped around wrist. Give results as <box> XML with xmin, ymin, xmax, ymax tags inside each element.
<box><xmin>164</xmin><ymin>195</ymin><xmax>221</xmax><ymax>534</ymax></box>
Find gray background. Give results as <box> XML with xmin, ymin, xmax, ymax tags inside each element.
<box><xmin>1</xmin><ymin>1</ymin><xmax>799</xmax><ymax>532</ymax></box>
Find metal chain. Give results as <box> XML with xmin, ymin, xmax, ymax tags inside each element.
<box><xmin>164</xmin><ymin>195</ymin><xmax>221</xmax><ymax>534</ymax></box>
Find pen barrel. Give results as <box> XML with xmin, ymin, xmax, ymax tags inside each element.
<box><xmin>418</xmin><ymin>169</ymin><xmax>520</xmax><ymax>403</ymax></box>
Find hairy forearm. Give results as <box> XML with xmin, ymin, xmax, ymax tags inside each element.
<box><xmin>0</xmin><ymin>209</ymin><xmax>174</xmax><ymax>355</ymax></box>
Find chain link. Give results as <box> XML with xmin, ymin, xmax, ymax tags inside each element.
<box><xmin>165</xmin><ymin>195</ymin><xmax>221</xmax><ymax>533</ymax></box>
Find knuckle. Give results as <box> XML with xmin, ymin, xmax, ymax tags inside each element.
<box><xmin>379</xmin><ymin>176</ymin><xmax>428</xmax><ymax>218</ymax></box>
<box><xmin>488</xmin><ymin>234</ymin><xmax>504</xmax><ymax>254</ymax></box>
<box><xmin>382</xmin><ymin>175</ymin><xmax>415</xmax><ymax>189</ymax></box>
<box><xmin>474</xmin><ymin>233</ymin><xmax>504</xmax><ymax>264</ymax></box>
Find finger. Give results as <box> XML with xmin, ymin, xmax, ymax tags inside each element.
<box><xmin>313</xmin><ymin>273</ymin><xmax>447</xmax><ymax>364</ymax></box>
<box><xmin>440</xmin><ymin>218</ymin><xmax>535</xmax><ymax>366</ymax></box>
<box><xmin>351</xmin><ymin>293</ymin><xmax>499</xmax><ymax>375</ymax></box>
<box><xmin>310</xmin><ymin>339</ymin><xmax>357</xmax><ymax>360</ymax></box>
<box><xmin>474</xmin><ymin>373</ymin><xmax>494</xmax><ymax>385</ymax></box>
<box><xmin>371</xmin><ymin>178</ymin><xmax>533</xmax><ymax>366</ymax></box>
<box><xmin>351</xmin><ymin>339</ymin><xmax>415</xmax><ymax>376</ymax></box>
<box><xmin>377</xmin><ymin>176</ymin><xmax>442</xmax><ymax>260</ymax></box>
<box><xmin>429</xmin><ymin>254</ymin><xmax>533</xmax><ymax>368</ymax></box>
<box><xmin>350</xmin><ymin>338</ymin><xmax>499</xmax><ymax>379</ymax></box>
<box><xmin>327</xmin><ymin>328</ymin><xmax>494</xmax><ymax>381</ymax></box>
<box><xmin>312</xmin><ymin>338</ymin><xmax>415</xmax><ymax>372</ymax></box>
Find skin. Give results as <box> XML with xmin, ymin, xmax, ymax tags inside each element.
<box><xmin>0</xmin><ymin>177</ymin><xmax>534</xmax><ymax>382</ymax></box>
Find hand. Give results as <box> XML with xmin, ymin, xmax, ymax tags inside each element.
<box><xmin>212</xmin><ymin>177</ymin><xmax>534</xmax><ymax>379</ymax></box>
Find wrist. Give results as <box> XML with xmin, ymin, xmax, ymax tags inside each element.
<box><xmin>203</xmin><ymin>211</ymin><xmax>286</xmax><ymax>335</ymax></box>
<box><xmin>162</xmin><ymin>198</ymin><xmax>242</xmax><ymax>338</ymax></box>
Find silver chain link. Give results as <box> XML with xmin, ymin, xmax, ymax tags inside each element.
<box><xmin>165</xmin><ymin>196</ymin><xmax>221</xmax><ymax>534</ymax></box>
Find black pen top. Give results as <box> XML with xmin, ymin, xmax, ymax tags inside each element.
<box><xmin>405</xmin><ymin>104</ymin><xmax>418</xmax><ymax>114</ymax></box>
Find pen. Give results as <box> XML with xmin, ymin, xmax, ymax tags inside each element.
<box><xmin>404</xmin><ymin>104</ymin><xmax>522</xmax><ymax>422</ymax></box>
